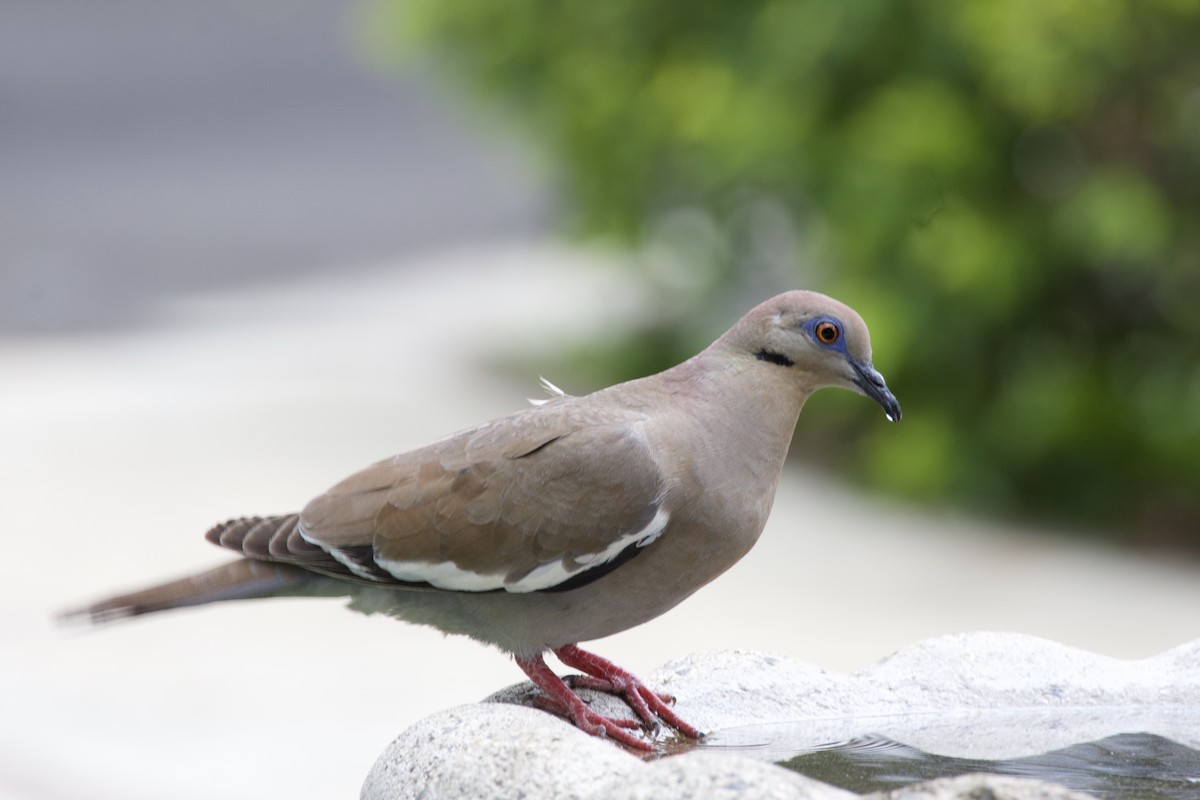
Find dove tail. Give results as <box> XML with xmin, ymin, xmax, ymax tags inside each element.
<box><xmin>58</xmin><ymin>558</ymin><xmax>313</xmax><ymax>626</ymax></box>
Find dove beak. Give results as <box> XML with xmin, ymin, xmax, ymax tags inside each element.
<box><xmin>850</xmin><ymin>357</ymin><xmax>902</xmax><ymax>422</ymax></box>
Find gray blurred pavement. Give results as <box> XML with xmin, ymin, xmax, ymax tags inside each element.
<box><xmin>0</xmin><ymin>0</ymin><xmax>548</xmax><ymax>333</ymax></box>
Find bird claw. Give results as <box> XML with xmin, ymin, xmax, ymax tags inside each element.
<box><xmin>566</xmin><ymin>674</ymin><xmax>674</xmax><ymax>705</ymax></box>
<box><xmin>554</xmin><ymin>644</ymin><xmax>704</xmax><ymax>741</ymax></box>
<box><xmin>516</xmin><ymin>646</ymin><xmax>703</xmax><ymax>752</ymax></box>
<box><xmin>530</xmin><ymin>692</ymin><xmax>642</xmax><ymax>732</ymax></box>
<box><xmin>575</xmin><ymin>709</ymin><xmax>657</xmax><ymax>750</ymax></box>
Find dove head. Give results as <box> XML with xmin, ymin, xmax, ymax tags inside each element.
<box><xmin>720</xmin><ymin>290</ymin><xmax>902</xmax><ymax>422</ymax></box>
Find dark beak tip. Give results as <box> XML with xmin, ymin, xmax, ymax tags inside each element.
<box><xmin>850</xmin><ymin>358</ymin><xmax>901</xmax><ymax>423</ymax></box>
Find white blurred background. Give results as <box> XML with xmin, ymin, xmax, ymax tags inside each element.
<box><xmin>3</xmin><ymin>4</ymin><xmax>1198</xmax><ymax>799</ymax></box>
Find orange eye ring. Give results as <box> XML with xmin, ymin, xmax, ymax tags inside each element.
<box><xmin>815</xmin><ymin>320</ymin><xmax>840</xmax><ymax>345</ymax></box>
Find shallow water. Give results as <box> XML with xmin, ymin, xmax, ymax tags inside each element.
<box><xmin>779</xmin><ymin>733</ymin><xmax>1198</xmax><ymax>799</ymax></box>
<box><xmin>696</xmin><ymin>723</ymin><xmax>1200</xmax><ymax>799</ymax></box>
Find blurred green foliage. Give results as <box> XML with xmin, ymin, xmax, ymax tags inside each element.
<box><xmin>368</xmin><ymin>0</ymin><xmax>1200</xmax><ymax>548</ymax></box>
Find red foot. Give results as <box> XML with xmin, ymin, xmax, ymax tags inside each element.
<box><xmin>554</xmin><ymin>644</ymin><xmax>703</xmax><ymax>740</ymax></box>
<box><xmin>514</xmin><ymin>645</ymin><xmax>703</xmax><ymax>751</ymax></box>
<box><xmin>515</xmin><ymin>652</ymin><xmax>655</xmax><ymax>750</ymax></box>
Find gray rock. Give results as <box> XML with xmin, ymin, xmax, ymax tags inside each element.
<box><xmin>867</xmin><ymin>774</ymin><xmax>1098</xmax><ymax>800</ymax></box>
<box><xmin>362</xmin><ymin>633</ymin><xmax>1200</xmax><ymax>800</ymax></box>
<box><xmin>362</xmin><ymin>704</ymin><xmax>855</xmax><ymax>800</ymax></box>
<box><xmin>362</xmin><ymin>704</ymin><xmax>632</xmax><ymax>800</ymax></box>
<box><xmin>652</xmin><ymin>633</ymin><xmax>1200</xmax><ymax>760</ymax></box>
<box><xmin>600</xmin><ymin>751</ymin><xmax>858</xmax><ymax>800</ymax></box>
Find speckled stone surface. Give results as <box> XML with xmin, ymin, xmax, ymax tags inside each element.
<box><xmin>362</xmin><ymin>704</ymin><xmax>857</xmax><ymax>800</ymax></box>
<box><xmin>863</xmin><ymin>774</ymin><xmax>1100</xmax><ymax>800</ymax></box>
<box><xmin>362</xmin><ymin>633</ymin><xmax>1200</xmax><ymax>800</ymax></box>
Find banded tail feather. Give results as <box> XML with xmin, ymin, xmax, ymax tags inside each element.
<box><xmin>58</xmin><ymin>558</ymin><xmax>311</xmax><ymax>625</ymax></box>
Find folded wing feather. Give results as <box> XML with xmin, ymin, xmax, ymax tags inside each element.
<box><xmin>296</xmin><ymin>401</ymin><xmax>667</xmax><ymax>592</ymax></box>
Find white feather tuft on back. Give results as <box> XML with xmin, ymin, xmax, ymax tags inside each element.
<box><xmin>528</xmin><ymin>376</ymin><xmax>569</xmax><ymax>406</ymax></box>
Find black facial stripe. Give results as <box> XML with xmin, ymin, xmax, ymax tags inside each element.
<box><xmin>754</xmin><ymin>350</ymin><xmax>794</xmax><ymax>367</ymax></box>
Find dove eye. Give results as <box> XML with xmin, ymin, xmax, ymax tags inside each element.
<box><xmin>814</xmin><ymin>320</ymin><xmax>840</xmax><ymax>345</ymax></box>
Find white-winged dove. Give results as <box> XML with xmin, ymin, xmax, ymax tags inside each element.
<box><xmin>63</xmin><ymin>290</ymin><xmax>900</xmax><ymax>750</ymax></box>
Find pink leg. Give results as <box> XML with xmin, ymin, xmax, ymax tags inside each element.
<box><xmin>514</xmin><ymin>652</ymin><xmax>653</xmax><ymax>751</ymax></box>
<box><xmin>553</xmin><ymin>644</ymin><xmax>703</xmax><ymax>740</ymax></box>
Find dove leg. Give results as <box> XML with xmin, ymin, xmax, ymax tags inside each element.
<box><xmin>553</xmin><ymin>644</ymin><xmax>703</xmax><ymax>740</ymax></box>
<box><xmin>514</xmin><ymin>652</ymin><xmax>652</xmax><ymax>751</ymax></box>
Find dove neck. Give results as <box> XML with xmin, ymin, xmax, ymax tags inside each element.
<box><xmin>659</xmin><ymin>348</ymin><xmax>808</xmax><ymax>473</ymax></box>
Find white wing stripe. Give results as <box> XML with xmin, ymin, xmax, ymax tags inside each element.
<box><xmin>370</xmin><ymin>506</ymin><xmax>670</xmax><ymax>593</ymax></box>
<box><xmin>506</xmin><ymin>506</ymin><xmax>669</xmax><ymax>592</ymax></box>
